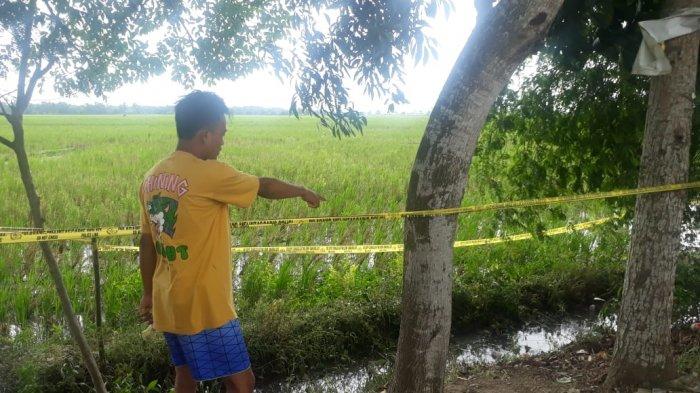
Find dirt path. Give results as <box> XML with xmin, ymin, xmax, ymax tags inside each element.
<box><xmin>444</xmin><ymin>330</ymin><xmax>699</xmax><ymax>393</ymax></box>
<box><xmin>446</xmin><ymin>366</ymin><xmax>580</xmax><ymax>393</ymax></box>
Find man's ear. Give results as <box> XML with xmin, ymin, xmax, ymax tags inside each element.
<box><xmin>194</xmin><ymin>129</ymin><xmax>208</xmax><ymax>144</ymax></box>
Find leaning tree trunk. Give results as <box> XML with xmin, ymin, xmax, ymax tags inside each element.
<box><xmin>603</xmin><ymin>1</ymin><xmax>700</xmax><ymax>391</ymax></box>
<box><xmin>389</xmin><ymin>1</ymin><xmax>564</xmax><ymax>391</ymax></box>
<box><xmin>7</xmin><ymin>116</ymin><xmax>107</xmax><ymax>392</ymax></box>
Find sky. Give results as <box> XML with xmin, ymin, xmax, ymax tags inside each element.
<box><xmin>4</xmin><ymin>2</ymin><xmax>477</xmax><ymax>113</ymax></box>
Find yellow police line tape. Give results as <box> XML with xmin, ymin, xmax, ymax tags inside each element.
<box><xmin>98</xmin><ymin>217</ymin><xmax>612</xmax><ymax>255</ymax></box>
<box><xmin>0</xmin><ymin>180</ymin><xmax>697</xmax><ymax>245</ymax></box>
<box><xmin>230</xmin><ymin>181</ymin><xmax>699</xmax><ymax>228</ymax></box>
<box><xmin>0</xmin><ymin>227</ymin><xmax>42</xmax><ymax>233</ymax></box>
<box><xmin>0</xmin><ymin>226</ymin><xmax>141</xmax><ymax>245</ymax></box>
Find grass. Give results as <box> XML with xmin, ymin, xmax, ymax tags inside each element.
<box><xmin>0</xmin><ymin>114</ymin><xmax>670</xmax><ymax>391</ymax></box>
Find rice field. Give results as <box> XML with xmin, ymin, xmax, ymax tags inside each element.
<box><xmin>0</xmin><ymin>115</ymin><xmax>630</xmax><ymax>391</ymax></box>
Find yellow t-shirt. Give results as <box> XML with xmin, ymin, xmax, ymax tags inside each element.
<box><xmin>139</xmin><ymin>150</ymin><xmax>259</xmax><ymax>335</ymax></box>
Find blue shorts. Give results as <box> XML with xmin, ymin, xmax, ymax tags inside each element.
<box><xmin>163</xmin><ymin>319</ymin><xmax>251</xmax><ymax>381</ymax></box>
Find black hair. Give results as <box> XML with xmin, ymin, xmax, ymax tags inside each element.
<box><xmin>174</xmin><ymin>90</ymin><xmax>230</xmax><ymax>140</ymax></box>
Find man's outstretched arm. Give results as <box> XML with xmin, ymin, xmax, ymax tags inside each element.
<box><xmin>139</xmin><ymin>233</ymin><xmax>156</xmax><ymax>324</ymax></box>
<box><xmin>257</xmin><ymin>177</ymin><xmax>325</xmax><ymax>208</ymax></box>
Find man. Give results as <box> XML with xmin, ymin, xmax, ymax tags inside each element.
<box><xmin>138</xmin><ymin>90</ymin><xmax>324</xmax><ymax>393</ymax></box>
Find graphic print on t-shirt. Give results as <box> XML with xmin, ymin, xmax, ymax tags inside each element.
<box><xmin>143</xmin><ymin>171</ymin><xmax>191</xmax><ymax>263</ymax></box>
<box><xmin>147</xmin><ymin>194</ymin><xmax>178</xmax><ymax>238</ymax></box>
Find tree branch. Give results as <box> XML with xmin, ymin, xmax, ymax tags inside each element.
<box><xmin>0</xmin><ymin>99</ymin><xmax>13</xmax><ymax>122</ymax></box>
<box><xmin>0</xmin><ymin>89</ymin><xmax>18</xmax><ymax>100</ymax></box>
<box><xmin>16</xmin><ymin>0</ymin><xmax>58</xmax><ymax>114</ymax></box>
<box><xmin>16</xmin><ymin>2</ymin><xmax>36</xmax><ymax>104</ymax></box>
<box><xmin>16</xmin><ymin>0</ymin><xmax>37</xmax><ymax>116</ymax></box>
<box><xmin>177</xmin><ymin>18</ymin><xmax>198</xmax><ymax>49</ymax></box>
<box><xmin>19</xmin><ymin>58</ymin><xmax>55</xmax><ymax>113</ymax></box>
<box><xmin>0</xmin><ymin>100</ymin><xmax>15</xmax><ymax>148</ymax></box>
<box><xmin>0</xmin><ymin>135</ymin><xmax>14</xmax><ymax>150</ymax></box>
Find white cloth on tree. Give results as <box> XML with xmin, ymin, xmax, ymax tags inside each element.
<box><xmin>632</xmin><ymin>8</ymin><xmax>700</xmax><ymax>76</ymax></box>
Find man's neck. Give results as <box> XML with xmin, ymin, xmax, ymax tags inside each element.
<box><xmin>176</xmin><ymin>140</ymin><xmax>205</xmax><ymax>160</ymax></box>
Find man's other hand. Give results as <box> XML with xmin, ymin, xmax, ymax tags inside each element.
<box><xmin>139</xmin><ymin>293</ymin><xmax>153</xmax><ymax>324</ymax></box>
<box><xmin>302</xmin><ymin>189</ymin><xmax>325</xmax><ymax>208</ymax></box>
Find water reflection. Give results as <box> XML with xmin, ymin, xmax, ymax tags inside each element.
<box><xmin>234</xmin><ymin>253</ymin><xmax>248</xmax><ymax>291</ymax></box>
<box><xmin>8</xmin><ymin>324</ymin><xmax>20</xmax><ymax>339</ymax></box>
<box><xmin>452</xmin><ymin>316</ymin><xmax>614</xmax><ymax>368</ymax></box>
<box><xmin>256</xmin><ymin>363</ymin><xmax>388</xmax><ymax>393</ymax></box>
<box><xmin>255</xmin><ymin>315</ymin><xmax>614</xmax><ymax>392</ymax></box>
<box><xmin>2</xmin><ymin>319</ymin><xmax>46</xmax><ymax>342</ymax></box>
<box><xmin>80</xmin><ymin>245</ymin><xmax>93</xmax><ymax>273</ymax></box>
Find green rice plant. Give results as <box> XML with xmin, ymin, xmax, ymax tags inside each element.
<box><xmin>297</xmin><ymin>258</ymin><xmax>323</xmax><ymax>299</ymax></box>
<box><xmin>271</xmin><ymin>258</ymin><xmax>295</xmax><ymax>299</ymax></box>
<box><xmin>239</xmin><ymin>258</ymin><xmax>273</xmax><ymax>307</ymax></box>
<box><xmin>100</xmin><ymin>258</ymin><xmax>142</xmax><ymax>327</ymax></box>
<box><xmin>0</xmin><ymin>283</ymin><xmax>10</xmax><ymax>323</ymax></box>
<box><xmin>11</xmin><ymin>282</ymin><xmax>33</xmax><ymax>325</ymax></box>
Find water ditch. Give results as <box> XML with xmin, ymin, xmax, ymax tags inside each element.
<box><xmin>256</xmin><ymin>314</ymin><xmax>616</xmax><ymax>392</ymax></box>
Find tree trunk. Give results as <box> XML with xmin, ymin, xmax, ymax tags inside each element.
<box><xmin>9</xmin><ymin>116</ymin><xmax>107</xmax><ymax>392</ymax></box>
<box><xmin>389</xmin><ymin>1</ymin><xmax>564</xmax><ymax>391</ymax></box>
<box><xmin>603</xmin><ymin>1</ymin><xmax>699</xmax><ymax>391</ymax></box>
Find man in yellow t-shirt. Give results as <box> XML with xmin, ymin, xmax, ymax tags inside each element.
<box><xmin>138</xmin><ymin>91</ymin><xmax>324</xmax><ymax>393</ymax></box>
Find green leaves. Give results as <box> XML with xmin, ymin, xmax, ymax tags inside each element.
<box><xmin>156</xmin><ymin>0</ymin><xmax>450</xmax><ymax>136</ymax></box>
<box><xmin>480</xmin><ymin>54</ymin><xmax>647</xmax><ymax>200</ymax></box>
<box><xmin>543</xmin><ymin>0</ymin><xmax>664</xmax><ymax>71</ymax></box>
<box><xmin>1</xmin><ymin>0</ymin><xmax>172</xmax><ymax>113</ymax></box>
<box><xmin>475</xmin><ymin>0</ymin><xmax>699</xmax><ymax>229</ymax></box>
<box><xmin>2</xmin><ymin>0</ymin><xmax>450</xmax><ymax>135</ymax></box>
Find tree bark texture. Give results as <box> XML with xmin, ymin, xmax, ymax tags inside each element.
<box><xmin>604</xmin><ymin>0</ymin><xmax>700</xmax><ymax>391</ymax></box>
<box><xmin>9</xmin><ymin>117</ymin><xmax>107</xmax><ymax>392</ymax></box>
<box><xmin>389</xmin><ymin>1</ymin><xmax>564</xmax><ymax>392</ymax></box>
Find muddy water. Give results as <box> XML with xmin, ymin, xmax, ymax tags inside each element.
<box><xmin>256</xmin><ymin>315</ymin><xmax>615</xmax><ymax>392</ymax></box>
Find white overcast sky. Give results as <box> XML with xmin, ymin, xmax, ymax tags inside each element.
<box><xmin>8</xmin><ymin>2</ymin><xmax>476</xmax><ymax>113</ymax></box>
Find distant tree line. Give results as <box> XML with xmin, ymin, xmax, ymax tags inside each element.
<box><xmin>25</xmin><ymin>102</ymin><xmax>289</xmax><ymax>115</ymax></box>
<box><xmin>25</xmin><ymin>102</ymin><xmax>430</xmax><ymax>116</ymax></box>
